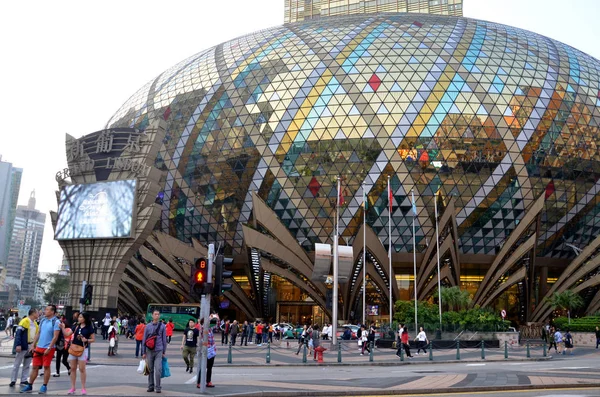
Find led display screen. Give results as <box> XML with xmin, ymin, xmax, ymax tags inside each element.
<box><xmin>55</xmin><ymin>180</ymin><xmax>136</xmax><ymax>240</ymax></box>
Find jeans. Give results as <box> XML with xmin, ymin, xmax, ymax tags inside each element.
<box><xmin>197</xmin><ymin>356</ymin><xmax>215</xmax><ymax>384</ymax></box>
<box><xmin>417</xmin><ymin>340</ymin><xmax>427</xmax><ymax>354</ymax></box>
<box><xmin>256</xmin><ymin>334</ymin><xmax>262</xmax><ymax>344</ymax></box>
<box><xmin>231</xmin><ymin>334</ymin><xmax>237</xmax><ymax>346</ymax></box>
<box><xmin>135</xmin><ymin>340</ymin><xmax>142</xmax><ymax>357</ymax></box>
<box><xmin>11</xmin><ymin>350</ymin><xmax>32</xmax><ymax>383</ymax></box>
<box><xmin>596</xmin><ymin>338</ymin><xmax>599</xmax><ymax>348</ymax></box>
<box><xmin>240</xmin><ymin>334</ymin><xmax>248</xmax><ymax>346</ymax></box>
<box><xmin>146</xmin><ymin>349</ymin><xmax>163</xmax><ymax>391</ymax></box>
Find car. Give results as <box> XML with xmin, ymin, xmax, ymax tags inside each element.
<box><xmin>336</xmin><ymin>324</ymin><xmax>360</xmax><ymax>340</ymax></box>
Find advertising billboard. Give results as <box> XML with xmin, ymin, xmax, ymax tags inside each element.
<box><xmin>55</xmin><ymin>180</ymin><xmax>137</xmax><ymax>240</ymax></box>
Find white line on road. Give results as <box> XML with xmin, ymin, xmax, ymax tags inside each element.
<box><xmin>185</xmin><ymin>375</ymin><xmax>198</xmax><ymax>385</ymax></box>
<box><xmin>466</xmin><ymin>363</ymin><xmax>486</xmax><ymax>366</ymax></box>
<box><xmin>0</xmin><ymin>365</ymin><xmax>14</xmax><ymax>370</ymax></box>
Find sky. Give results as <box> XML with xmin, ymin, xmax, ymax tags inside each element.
<box><xmin>1</xmin><ymin>0</ymin><xmax>599</xmax><ymax>273</ymax></box>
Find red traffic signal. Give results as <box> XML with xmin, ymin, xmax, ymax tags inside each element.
<box><xmin>193</xmin><ymin>257</ymin><xmax>208</xmax><ymax>293</ymax></box>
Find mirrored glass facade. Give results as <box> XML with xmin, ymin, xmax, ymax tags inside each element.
<box><xmin>108</xmin><ymin>13</ymin><xmax>600</xmax><ymax>266</ymax></box>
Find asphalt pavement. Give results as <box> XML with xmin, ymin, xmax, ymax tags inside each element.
<box><xmin>0</xmin><ymin>333</ymin><xmax>598</xmax><ymax>396</ymax></box>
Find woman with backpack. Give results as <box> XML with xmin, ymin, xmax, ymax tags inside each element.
<box><xmin>53</xmin><ymin>315</ymin><xmax>71</xmax><ymax>377</ymax></box>
<box><xmin>61</xmin><ymin>312</ymin><xmax>95</xmax><ymax>395</ymax></box>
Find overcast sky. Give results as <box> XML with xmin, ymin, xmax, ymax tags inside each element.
<box><xmin>1</xmin><ymin>0</ymin><xmax>598</xmax><ymax>273</ymax></box>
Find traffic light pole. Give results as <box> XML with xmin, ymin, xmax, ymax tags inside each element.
<box><xmin>198</xmin><ymin>244</ymin><xmax>214</xmax><ymax>394</ymax></box>
<box><xmin>79</xmin><ymin>280</ymin><xmax>87</xmax><ymax>313</ymax></box>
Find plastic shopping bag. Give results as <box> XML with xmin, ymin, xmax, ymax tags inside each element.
<box><xmin>137</xmin><ymin>360</ymin><xmax>145</xmax><ymax>374</ymax></box>
<box><xmin>161</xmin><ymin>357</ymin><xmax>171</xmax><ymax>378</ymax></box>
<box><xmin>109</xmin><ymin>338</ymin><xmax>116</xmax><ymax>348</ymax></box>
<box><xmin>142</xmin><ymin>361</ymin><xmax>150</xmax><ymax>376</ymax></box>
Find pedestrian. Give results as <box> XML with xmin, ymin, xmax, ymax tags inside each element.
<box><xmin>181</xmin><ymin>319</ymin><xmax>199</xmax><ymax>373</ymax></box>
<box><xmin>564</xmin><ymin>329</ymin><xmax>574</xmax><ymax>355</ymax></box>
<box><xmin>107</xmin><ymin>320</ymin><xmax>118</xmax><ymax>356</ymax></box>
<box><xmin>248</xmin><ymin>321</ymin><xmax>255</xmax><ymax>344</ymax></box>
<box><xmin>135</xmin><ymin>319</ymin><xmax>146</xmax><ymax>358</ymax></box>
<box><xmin>53</xmin><ymin>315</ymin><xmax>71</xmax><ymax>378</ymax></box>
<box><xmin>165</xmin><ymin>319</ymin><xmax>174</xmax><ymax>344</ymax></box>
<box><xmin>554</xmin><ymin>328</ymin><xmax>563</xmax><ymax>355</ymax></box>
<box><xmin>62</xmin><ymin>312</ymin><xmax>95</xmax><ymax>395</ymax></box>
<box><xmin>221</xmin><ymin>319</ymin><xmax>230</xmax><ymax>345</ymax></box>
<box><xmin>10</xmin><ymin>309</ymin><xmax>38</xmax><ymax>388</ymax></box>
<box><xmin>240</xmin><ymin>321</ymin><xmax>249</xmax><ymax>346</ymax></box>
<box><xmin>196</xmin><ymin>317</ymin><xmax>216</xmax><ymax>388</ymax></box>
<box><xmin>142</xmin><ymin>309</ymin><xmax>167</xmax><ymax>393</ymax></box>
<box><xmin>541</xmin><ymin>325</ymin><xmax>547</xmax><ymax>343</ymax></box>
<box><xmin>360</xmin><ymin>325</ymin><xmax>370</xmax><ymax>355</ymax></box>
<box><xmin>548</xmin><ymin>327</ymin><xmax>557</xmax><ymax>353</ymax></box>
<box><xmin>295</xmin><ymin>325</ymin><xmax>308</xmax><ymax>355</ymax></box>
<box><xmin>230</xmin><ymin>320</ymin><xmax>238</xmax><ymax>345</ymax></box>
<box><xmin>327</xmin><ymin>323</ymin><xmax>333</xmax><ymax>340</ymax></box>
<box><xmin>401</xmin><ymin>329</ymin><xmax>413</xmax><ymax>358</ymax></box>
<box><xmin>255</xmin><ymin>321</ymin><xmax>263</xmax><ymax>346</ymax></box>
<box><xmin>268</xmin><ymin>323</ymin><xmax>274</xmax><ymax>344</ymax></box>
<box><xmin>311</xmin><ymin>325</ymin><xmax>321</xmax><ymax>361</ymax></box>
<box><xmin>20</xmin><ymin>304</ymin><xmax>61</xmax><ymax>394</ymax></box>
<box><xmin>12</xmin><ymin>314</ymin><xmax>20</xmax><ymax>339</ymax></box>
<box><xmin>101</xmin><ymin>314</ymin><xmax>111</xmax><ymax>340</ymax></box>
<box><xmin>415</xmin><ymin>326</ymin><xmax>428</xmax><ymax>355</ymax></box>
<box><xmin>322</xmin><ymin>324</ymin><xmax>329</xmax><ymax>340</ymax></box>
<box><xmin>396</xmin><ymin>324</ymin><xmax>405</xmax><ymax>357</ymax></box>
<box><xmin>595</xmin><ymin>326</ymin><xmax>600</xmax><ymax>349</ymax></box>
<box><xmin>6</xmin><ymin>314</ymin><xmax>14</xmax><ymax>338</ymax></box>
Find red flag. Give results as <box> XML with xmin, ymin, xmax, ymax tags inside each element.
<box><xmin>388</xmin><ymin>182</ymin><xmax>393</xmax><ymax>211</ymax></box>
<box><xmin>545</xmin><ymin>180</ymin><xmax>555</xmax><ymax>200</ymax></box>
<box><xmin>338</xmin><ymin>183</ymin><xmax>345</xmax><ymax>206</ymax></box>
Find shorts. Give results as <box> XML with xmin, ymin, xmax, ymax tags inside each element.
<box><xmin>68</xmin><ymin>348</ymin><xmax>89</xmax><ymax>362</ymax></box>
<box><xmin>32</xmin><ymin>347</ymin><xmax>55</xmax><ymax>368</ymax></box>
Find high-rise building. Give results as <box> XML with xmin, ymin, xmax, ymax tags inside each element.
<box><xmin>0</xmin><ymin>155</ymin><xmax>23</xmax><ymax>269</ymax></box>
<box><xmin>284</xmin><ymin>0</ymin><xmax>463</xmax><ymax>23</ymax></box>
<box><xmin>6</xmin><ymin>190</ymin><xmax>46</xmax><ymax>299</ymax></box>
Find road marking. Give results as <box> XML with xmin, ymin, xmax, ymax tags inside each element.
<box><xmin>466</xmin><ymin>363</ymin><xmax>486</xmax><ymax>366</ymax></box>
<box><xmin>0</xmin><ymin>365</ymin><xmax>15</xmax><ymax>370</ymax></box>
<box><xmin>185</xmin><ymin>375</ymin><xmax>198</xmax><ymax>384</ymax></box>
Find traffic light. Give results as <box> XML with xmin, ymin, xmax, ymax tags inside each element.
<box><xmin>193</xmin><ymin>257</ymin><xmax>209</xmax><ymax>294</ymax></box>
<box><xmin>81</xmin><ymin>284</ymin><xmax>93</xmax><ymax>306</ymax></box>
<box><xmin>214</xmin><ymin>254</ymin><xmax>233</xmax><ymax>296</ymax></box>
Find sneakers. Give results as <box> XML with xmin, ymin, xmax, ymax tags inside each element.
<box><xmin>206</xmin><ymin>382</ymin><xmax>215</xmax><ymax>388</ymax></box>
<box><xmin>67</xmin><ymin>389</ymin><xmax>76</xmax><ymax>395</ymax></box>
<box><xmin>9</xmin><ymin>381</ymin><xmax>15</xmax><ymax>387</ymax></box>
<box><xmin>39</xmin><ymin>385</ymin><xmax>48</xmax><ymax>394</ymax></box>
<box><xmin>81</xmin><ymin>389</ymin><xmax>87</xmax><ymax>395</ymax></box>
<box><xmin>20</xmin><ymin>384</ymin><xmax>33</xmax><ymax>393</ymax></box>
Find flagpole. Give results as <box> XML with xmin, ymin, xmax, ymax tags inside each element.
<box><xmin>435</xmin><ymin>191</ymin><xmax>442</xmax><ymax>331</ymax></box>
<box><xmin>412</xmin><ymin>190</ymin><xmax>418</xmax><ymax>334</ymax></box>
<box><xmin>332</xmin><ymin>176</ymin><xmax>340</xmax><ymax>346</ymax></box>
<box><xmin>362</xmin><ymin>183</ymin><xmax>367</xmax><ymax>326</ymax></box>
<box><xmin>388</xmin><ymin>175</ymin><xmax>392</xmax><ymax>326</ymax></box>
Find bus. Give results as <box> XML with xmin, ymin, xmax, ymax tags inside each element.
<box><xmin>146</xmin><ymin>303</ymin><xmax>200</xmax><ymax>331</ymax></box>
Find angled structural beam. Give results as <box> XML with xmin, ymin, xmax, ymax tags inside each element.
<box><xmin>472</xmin><ymin>194</ymin><xmax>545</xmax><ymax>307</ymax></box>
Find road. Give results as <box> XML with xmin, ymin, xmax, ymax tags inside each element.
<box><xmin>0</xmin><ymin>335</ymin><xmax>598</xmax><ymax>396</ymax></box>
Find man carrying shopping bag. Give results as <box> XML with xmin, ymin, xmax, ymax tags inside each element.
<box><xmin>142</xmin><ymin>310</ymin><xmax>167</xmax><ymax>393</ymax></box>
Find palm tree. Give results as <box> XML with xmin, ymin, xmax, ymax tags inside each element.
<box><xmin>545</xmin><ymin>290</ymin><xmax>584</xmax><ymax>322</ymax></box>
<box><xmin>440</xmin><ymin>286</ymin><xmax>470</xmax><ymax>311</ymax></box>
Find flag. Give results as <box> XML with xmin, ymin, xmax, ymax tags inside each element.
<box><xmin>363</xmin><ymin>187</ymin><xmax>368</xmax><ymax>210</ymax></box>
<box><xmin>545</xmin><ymin>180</ymin><xmax>555</xmax><ymax>200</ymax></box>
<box><xmin>411</xmin><ymin>191</ymin><xmax>417</xmax><ymax>216</ymax></box>
<box><xmin>338</xmin><ymin>181</ymin><xmax>345</xmax><ymax>206</ymax></box>
<box><xmin>388</xmin><ymin>180</ymin><xmax>393</xmax><ymax>212</ymax></box>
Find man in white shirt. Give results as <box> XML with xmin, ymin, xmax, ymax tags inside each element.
<box><xmin>102</xmin><ymin>313</ymin><xmax>111</xmax><ymax>340</ymax></box>
<box><xmin>322</xmin><ymin>324</ymin><xmax>329</xmax><ymax>340</ymax></box>
<box><xmin>6</xmin><ymin>315</ymin><xmax>14</xmax><ymax>337</ymax></box>
<box><xmin>327</xmin><ymin>324</ymin><xmax>333</xmax><ymax>340</ymax></box>
<box><xmin>415</xmin><ymin>327</ymin><xmax>428</xmax><ymax>355</ymax></box>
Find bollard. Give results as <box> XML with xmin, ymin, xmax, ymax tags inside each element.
<box><xmin>400</xmin><ymin>343</ymin><xmax>404</xmax><ymax>361</ymax></box>
<box><xmin>543</xmin><ymin>341</ymin><xmax>547</xmax><ymax>357</ymax></box>
<box><xmin>266</xmin><ymin>342</ymin><xmax>271</xmax><ymax>364</ymax></box>
<box><xmin>456</xmin><ymin>340</ymin><xmax>460</xmax><ymax>360</ymax></box>
<box><xmin>369</xmin><ymin>342</ymin><xmax>374</xmax><ymax>362</ymax></box>
<box><xmin>526</xmin><ymin>340</ymin><xmax>530</xmax><ymax>358</ymax></box>
<box><xmin>429</xmin><ymin>341</ymin><xmax>433</xmax><ymax>361</ymax></box>
<box><xmin>227</xmin><ymin>343</ymin><xmax>232</xmax><ymax>364</ymax></box>
<box><xmin>337</xmin><ymin>341</ymin><xmax>342</xmax><ymax>363</ymax></box>
<box><xmin>504</xmin><ymin>341</ymin><xmax>508</xmax><ymax>359</ymax></box>
<box><xmin>481</xmin><ymin>341</ymin><xmax>485</xmax><ymax>360</ymax></box>
<box><xmin>302</xmin><ymin>343</ymin><xmax>307</xmax><ymax>363</ymax></box>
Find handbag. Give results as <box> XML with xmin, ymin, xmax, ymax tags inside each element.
<box><xmin>68</xmin><ymin>326</ymin><xmax>86</xmax><ymax>357</ymax></box>
<box><xmin>137</xmin><ymin>359</ymin><xmax>145</xmax><ymax>374</ymax></box>
<box><xmin>109</xmin><ymin>337</ymin><xmax>116</xmax><ymax>348</ymax></box>
<box><xmin>161</xmin><ymin>357</ymin><xmax>171</xmax><ymax>378</ymax></box>
<box><xmin>145</xmin><ymin>323</ymin><xmax>162</xmax><ymax>350</ymax></box>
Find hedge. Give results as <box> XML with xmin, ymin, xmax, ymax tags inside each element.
<box><xmin>553</xmin><ymin>316</ymin><xmax>600</xmax><ymax>332</ymax></box>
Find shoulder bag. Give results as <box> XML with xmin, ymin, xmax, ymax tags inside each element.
<box><xmin>68</xmin><ymin>326</ymin><xmax>86</xmax><ymax>357</ymax></box>
<box><xmin>145</xmin><ymin>323</ymin><xmax>162</xmax><ymax>350</ymax></box>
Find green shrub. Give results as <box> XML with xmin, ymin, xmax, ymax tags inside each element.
<box><xmin>552</xmin><ymin>316</ymin><xmax>600</xmax><ymax>332</ymax></box>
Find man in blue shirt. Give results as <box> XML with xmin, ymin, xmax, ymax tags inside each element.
<box><xmin>21</xmin><ymin>305</ymin><xmax>61</xmax><ymax>394</ymax></box>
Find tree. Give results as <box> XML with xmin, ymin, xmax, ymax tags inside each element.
<box><xmin>440</xmin><ymin>286</ymin><xmax>470</xmax><ymax>311</ymax></box>
<box><xmin>43</xmin><ymin>273</ymin><xmax>70</xmax><ymax>305</ymax></box>
<box><xmin>545</xmin><ymin>290</ymin><xmax>584</xmax><ymax>318</ymax></box>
